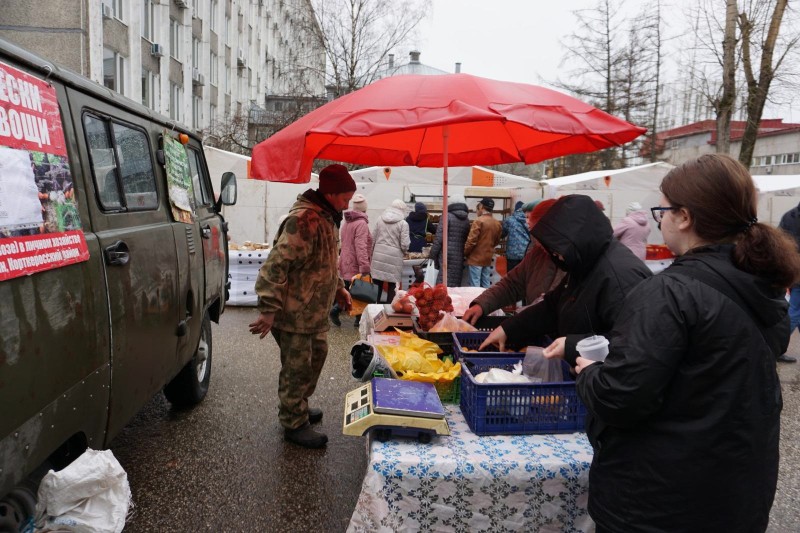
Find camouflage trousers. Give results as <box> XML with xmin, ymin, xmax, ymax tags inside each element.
<box><xmin>271</xmin><ymin>328</ymin><xmax>328</xmax><ymax>430</ymax></box>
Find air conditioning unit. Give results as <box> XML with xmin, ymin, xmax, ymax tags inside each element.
<box><xmin>237</xmin><ymin>49</ymin><xmax>246</xmax><ymax>67</ymax></box>
<box><xmin>101</xmin><ymin>4</ymin><xmax>113</xmax><ymax>19</ymax></box>
<box><xmin>151</xmin><ymin>43</ymin><xmax>164</xmax><ymax>57</ymax></box>
<box><xmin>174</xmin><ymin>0</ymin><xmax>188</xmax><ymax>8</ymax></box>
<box><xmin>191</xmin><ymin>68</ymin><xmax>205</xmax><ymax>86</ymax></box>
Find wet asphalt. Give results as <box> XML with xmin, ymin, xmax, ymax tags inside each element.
<box><xmin>109</xmin><ymin>306</ymin><xmax>800</xmax><ymax>532</ymax></box>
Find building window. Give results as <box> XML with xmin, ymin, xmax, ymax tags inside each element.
<box><xmin>103</xmin><ymin>48</ymin><xmax>126</xmax><ymax>95</ymax></box>
<box><xmin>170</xmin><ymin>83</ymin><xmax>182</xmax><ymax>121</ymax></box>
<box><xmin>142</xmin><ymin>0</ymin><xmax>155</xmax><ymax>40</ymax></box>
<box><xmin>170</xmin><ymin>18</ymin><xmax>181</xmax><ymax>58</ymax></box>
<box><xmin>209</xmin><ymin>104</ymin><xmax>217</xmax><ymax>126</ymax></box>
<box><xmin>224</xmin><ymin>15</ymin><xmax>230</xmax><ymax>42</ymax></box>
<box><xmin>210</xmin><ymin>52</ymin><xmax>218</xmax><ymax>85</ymax></box>
<box><xmin>141</xmin><ymin>69</ymin><xmax>158</xmax><ymax>109</ymax></box>
<box><xmin>103</xmin><ymin>0</ymin><xmax>125</xmax><ymax>22</ymax></box>
<box><xmin>192</xmin><ymin>95</ymin><xmax>202</xmax><ymax>129</ymax></box>
<box><xmin>192</xmin><ymin>37</ymin><xmax>201</xmax><ymax>69</ymax></box>
<box><xmin>225</xmin><ymin>65</ymin><xmax>230</xmax><ymax>92</ymax></box>
<box><xmin>210</xmin><ymin>0</ymin><xmax>218</xmax><ymax>32</ymax></box>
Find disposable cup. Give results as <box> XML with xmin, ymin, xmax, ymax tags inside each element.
<box><xmin>576</xmin><ymin>335</ymin><xmax>609</xmax><ymax>362</ymax></box>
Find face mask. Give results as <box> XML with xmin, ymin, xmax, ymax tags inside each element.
<box><xmin>549</xmin><ymin>251</ymin><xmax>569</xmax><ymax>271</ymax></box>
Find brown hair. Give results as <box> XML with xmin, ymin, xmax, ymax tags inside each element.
<box><xmin>660</xmin><ymin>154</ymin><xmax>800</xmax><ymax>287</ymax></box>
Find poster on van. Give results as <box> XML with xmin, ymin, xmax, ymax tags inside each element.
<box><xmin>0</xmin><ymin>60</ymin><xmax>90</xmax><ymax>282</ymax></box>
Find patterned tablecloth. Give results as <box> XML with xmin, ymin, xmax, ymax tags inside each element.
<box><xmin>347</xmin><ymin>406</ymin><xmax>595</xmax><ymax>533</ymax></box>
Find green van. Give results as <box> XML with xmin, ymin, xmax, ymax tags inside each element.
<box><xmin>0</xmin><ymin>37</ymin><xmax>237</xmax><ymax>525</ymax></box>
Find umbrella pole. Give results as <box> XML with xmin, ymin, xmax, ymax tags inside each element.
<box><xmin>441</xmin><ymin>126</ymin><xmax>449</xmax><ymax>287</ymax></box>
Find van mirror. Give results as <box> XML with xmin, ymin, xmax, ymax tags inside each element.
<box><xmin>218</xmin><ymin>172</ymin><xmax>237</xmax><ymax>208</ymax></box>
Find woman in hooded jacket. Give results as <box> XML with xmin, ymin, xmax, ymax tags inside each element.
<box><xmin>370</xmin><ymin>199</ymin><xmax>410</xmax><ymax>302</ymax></box>
<box><xmin>429</xmin><ymin>194</ymin><xmax>471</xmax><ymax>287</ymax></box>
<box><xmin>480</xmin><ymin>194</ymin><xmax>652</xmax><ymax>363</ymax></box>
<box><xmin>572</xmin><ymin>154</ymin><xmax>800</xmax><ymax>532</ymax></box>
<box><xmin>612</xmin><ymin>201</ymin><xmax>651</xmax><ymax>260</ymax></box>
<box><xmin>406</xmin><ymin>202</ymin><xmax>430</xmax><ymax>253</ymax></box>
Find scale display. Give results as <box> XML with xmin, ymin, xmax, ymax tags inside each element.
<box><xmin>343</xmin><ymin>378</ymin><xmax>450</xmax><ymax>442</ymax></box>
<box><xmin>372</xmin><ymin>304</ymin><xmax>414</xmax><ymax>331</ymax></box>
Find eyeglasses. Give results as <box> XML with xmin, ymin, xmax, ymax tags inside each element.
<box><xmin>651</xmin><ymin>206</ymin><xmax>678</xmax><ymax>223</ymax></box>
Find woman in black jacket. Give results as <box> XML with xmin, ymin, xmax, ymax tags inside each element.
<box><xmin>574</xmin><ymin>154</ymin><xmax>800</xmax><ymax>533</ymax></box>
<box><xmin>480</xmin><ymin>194</ymin><xmax>652</xmax><ymax>362</ymax></box>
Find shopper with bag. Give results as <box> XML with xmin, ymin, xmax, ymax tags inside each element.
<box><xmin>501</xmin><ymin>201</ymin><xmax>531</xmax><ymax>272</ymax></box>
<box><xmin>370</xmin><ymin>199</ymin><xmax>411</xmax><ymax>303</ymax></box>
<box><xmin>249</xmin><ymin>164</ymin><xmax>354</xmax><ymax>449</ymax></box>
<box><xmin>573</xmin><ymin>155</ymin><xmax>800</xmax><ymax>532</ymax></box>
<box><xmin>406</xmin><ymin>201</ymin><xmax>430</xmax><ymax>253</ymax></box>
<box><xmin>331</xmin><ymin>193</ymin><xmax>372</xmax><ymax>327</ymax></box>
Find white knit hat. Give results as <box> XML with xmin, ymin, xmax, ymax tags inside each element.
<box><xmin>391</xmin><ymin>199</ymin><xmax>408</xmax><ymax>212</ymax></box>
<box><xmin>626</xmin><ymin>201</ymin><xmax>643</xmax><ymax>215</ymax></box>
<box><xmin>351</xmin><ymin>193</ymin><xmax>367</xmax><ymax>212</ymax></box>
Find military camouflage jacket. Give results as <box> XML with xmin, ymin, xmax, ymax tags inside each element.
<box><xmin>255</xmin><ymin>190</ymin><xmax>344</xmax><ymax>333</ymax></box>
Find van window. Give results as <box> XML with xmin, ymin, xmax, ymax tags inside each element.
<box><xmin>84</xmin><ymin>114</ymin><xmax>158</xmax><ymax>211</ymax></box>
<box><xmin>186</xmin><ymin>147</ymin><xmax>210</xmax><ymax>206</ymax></box>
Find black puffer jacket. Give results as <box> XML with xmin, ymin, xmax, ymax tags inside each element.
<box><xmin>428</xmin><ymin>202</ymin><xmax>470</xmax><ymax>287</ymax></box>
<box><xmin>502</xmin><ymin>195</ymin><xmax>651</xmax><ymax>363</ymax></box>
<box><xmin>577</xmin><ymin>245</ymin><xmax>787</xmax><ymax>532</ymax></box>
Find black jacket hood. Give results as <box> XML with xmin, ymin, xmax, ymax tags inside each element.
<box><xmin>532</xmin><ymin>195</ymin><xmax>612</xmax><ymax>277</ymax></box>
<box><xmin>670</xmin><ymin>244</ymin><xmax>788</xmax><ymax>330</ymax></box>
<box><xmin>448</xmin><ymin>202</ymin><xmax>469</xmax><ymax>220</ymax></box>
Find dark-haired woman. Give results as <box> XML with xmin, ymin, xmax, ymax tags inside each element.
<box><xmin>575</xmin><ymin>154</ymin><xmax>800</xmax><ymax>533</ymax></box>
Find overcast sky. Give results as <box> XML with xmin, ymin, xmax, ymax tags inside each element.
<box><xmin>415</xmin><ymin>0</ymin><xmax>798</xmax><ymax>122</ymax></box>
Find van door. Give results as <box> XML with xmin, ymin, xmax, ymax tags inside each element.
<box><xmin>67</xmin><ymin>93</ymin><xmax>180</xmax><ymax>440</ymax></box>
<box><xmin>185</xmin><ymin>142</ymin><xmax>227</xmax><ymax>315</ymax></box>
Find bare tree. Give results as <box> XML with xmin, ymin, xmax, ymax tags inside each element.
<box><xmin>308</xmin><ymin>0</ymin><xmax>430</xmax><ymax>96</ymax></box>
<box><xmin>555</xmin><ymin>0</ymin><xmax>629</xmax><ymax>172</ymax></box>
<box><xmin>738</xmin><ymin>0</ymin><xmax>799</xmax><ymax>166</ymax></box>
<box><xmin>717</xmin><ymin>0</ymin><xmax>739</xmax><ymax>154</ymax></box>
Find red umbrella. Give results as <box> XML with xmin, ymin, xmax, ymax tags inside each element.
<box><xmin>250</xmin><ymin>73</ymin><xmax>645</xmax><ymax>285</ymax></box>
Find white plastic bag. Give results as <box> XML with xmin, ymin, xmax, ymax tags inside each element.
<box><xmin>423</xmin><ymin>259</ymin><xmax>438</xmax><ymax>286</ymax></box>
<box><xmin>522</xmin><ymin>346</ymin><xmax>564</xmax><ymax>383</ymax></box>
<box><xmin>35</xmin><ymin>448</ymin><xmax>131</xmax><ymax>533</ymax></box>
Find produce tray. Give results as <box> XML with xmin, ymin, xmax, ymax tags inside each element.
<box><xmin>434</xmin><ymin>376</ymin><xmax>461</xmax><ymax>404</ymax></box>
<box><xmin>453</xmin><ymin>331</ymin><xmax>550</xmax><ymax>360</ymax></box>
<box><xmin>460</xmin><ymin>356</ymin><xmax>586</xmax><ymax>435</ymax></box>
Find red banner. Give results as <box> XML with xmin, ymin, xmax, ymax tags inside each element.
<box><xmin>0</xmin><ymin>230</ymin><xmax>89</xmax><ymax>281</ymax></box>
<box><xmin>1</xmin><ymin>60</ymin><xmax>88</xmax><ymax>281</ymax></box>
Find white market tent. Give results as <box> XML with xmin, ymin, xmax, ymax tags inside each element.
<box><xmin>541</xmin><ymin>162</ymin><xmax>675</xmax><ymax>244</ymax></box>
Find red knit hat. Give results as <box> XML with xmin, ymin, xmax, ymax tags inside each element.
<box><xmin>318</xmin><ymin>164</ymin><xmax>356</xmax><ymax>194</ymax></box>
<box><xmin>529</xmin><ymin>198</ymin><xmax>557</xmax><ymax>227</ymax></box>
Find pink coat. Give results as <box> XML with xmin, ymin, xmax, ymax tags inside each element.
<box><xmin>339</xmin><ymin>210</ymin><xmax>372</xmax><ymax>280</ymax></box>
<box><xmin>613</xmin><ymin>210</ymin><xmax>651</xmax><ymax>260</ymax></box>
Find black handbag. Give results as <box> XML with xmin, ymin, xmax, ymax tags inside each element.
<box><xmin>349</xmin><ymin>275</ymin><xmax>380</xmax><ymax>303</ymax></box>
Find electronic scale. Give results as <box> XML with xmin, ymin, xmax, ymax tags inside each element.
<box><xmin>342</xmin><ymin>378</ymin><xmax>451</xmax><ymax>443</ymax></box>
<box><xmin>372</xmin><ymin>304</ymin><xmax>414</xmax><ymax>331</ymax></box>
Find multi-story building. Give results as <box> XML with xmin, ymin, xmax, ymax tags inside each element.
<box><xmin>643</xmin><ymin>119</ymin><xmax>800</xmax><ymax>175</ymax></box>
<box><xmin>0</xmin><ymin>0</ymin><xmax>325</xmax><ymax>135</ymax></box>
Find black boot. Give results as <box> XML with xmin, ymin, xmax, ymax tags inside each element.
<box><xmin>284</xmin><ymin>422</ymin><xmax>328</xmax><ymax>448</ymax></box>
<box><xmin>308</xmin><ymin>407</ymin><xmax>323</xmax><ymax>424</ymax></box>
<box><xmin>329</xmin><ymin>308</ymin><xmax>341</xmax><ymax>327</ymax></box>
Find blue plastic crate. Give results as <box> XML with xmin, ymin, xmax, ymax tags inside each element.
<box><xmin>460</xmin><ymin>356</ymin><xmax>586</xmax><ymax>435</ymax></box>
<box><xmin>452</xmin><ymin>331</ymin><xmax>551</xmax><ymax>360</ymax></box>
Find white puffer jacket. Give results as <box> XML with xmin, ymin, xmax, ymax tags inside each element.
<box><xmin>370</xmin><ymin>206</ymin><xmax>410</xmax><ymax>284</ymax></box>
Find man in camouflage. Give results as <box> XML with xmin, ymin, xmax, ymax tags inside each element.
<box><xmin>249</xmin><ymin>164</ymin><xmax>355</xmax><ymax>448</ymax></box>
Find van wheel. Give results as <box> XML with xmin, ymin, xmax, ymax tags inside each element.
<box><xmin>164</xmin><ymin>314</ymin><xmax>212</xmax><ymax>409</ymax></box>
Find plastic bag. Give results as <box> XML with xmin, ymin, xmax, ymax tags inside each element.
<box><xmin>34</xmin><ymin>448</ymin><xmax>131</xmax><ymax>533</ymax></box>
<box><xmin>390</xmin><ymin>290</ymin><xmax>415</xmax><ymax>314</ymax></box>
<box><xmin>376</xmin><ymin>330</ymin><xmax>460</xmax><ymax>383</ymax></box>
<box><xmin>429</xmin><ymin>312</ymin><xmax>478</xmax><ymax>333</ymax></box>
<box><xmin>522</xmin><ymin>346</ymin><xmax>563</xmax><ymax>383</ymax></box>
<box><xmin>424</xmin><ymin>259</ymin><xmax>438</xmax><ymax>286</ymax></box>
<box><xmin>350</xmin><ymin>341</ymin><xmax>398</xmax><ymax>380</ymax></box>
<box><xmin>349</xmin><ymin>298</ymin><xmax>368</xmax><ymax>316</ymax></box>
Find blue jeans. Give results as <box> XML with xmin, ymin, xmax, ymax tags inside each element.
<box><xmin>789</xmin><ymin>286</ymin><xmax>800</xmax><ymax>333</ymax></box>
<box><xmin>468</xmin><ymin>265</ymin><xmax>491</xmax><ymax>288</ymax></box>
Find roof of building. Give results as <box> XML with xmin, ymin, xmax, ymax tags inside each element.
<box><xmin>641</xmin><ymin>118</ymin><xmax>800</xmax><ymax>157</ymax></box>
<box><xmin>373</xmin><ymin>50</ymin><xmax>450</xmax><ymax>81</ymax></box>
